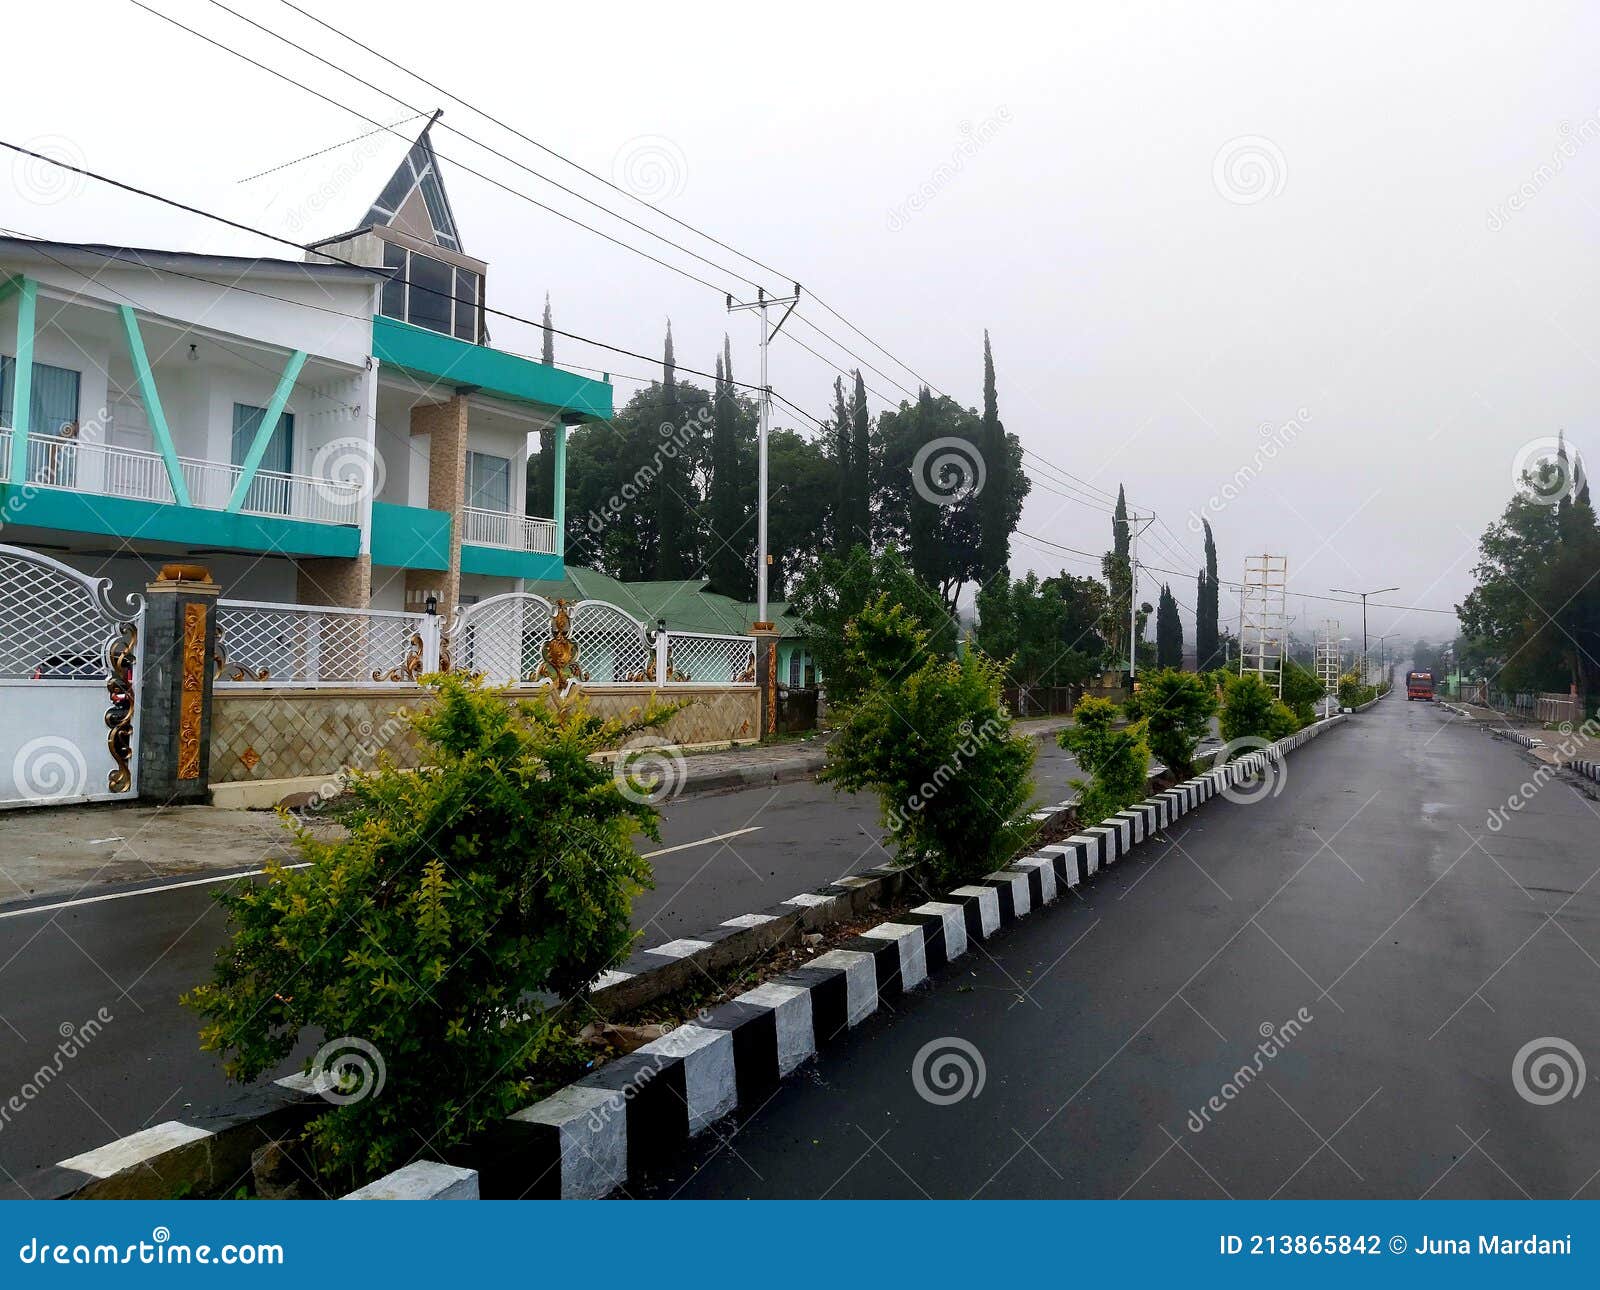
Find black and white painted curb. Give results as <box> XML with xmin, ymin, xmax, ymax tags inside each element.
<box><xmin>1568</xmin><ymin>758</ymin><xmax>1600</xmax><ymax>786</ymax></box>
<box><xmin>24</xmin><ymin>719</ymin><xmax>1348</xmax><ymax>1202</ymax></box>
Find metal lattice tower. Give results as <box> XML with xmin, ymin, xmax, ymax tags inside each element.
<box><xmin>1238</xmin><ymin>554</ymin><xmax>1289</xmax><ymax>698</ymax></box>
<box><xmin>1314</xmin><ymin>618</ymin><xmax>1341</xmax><ymax>718</ymax></box>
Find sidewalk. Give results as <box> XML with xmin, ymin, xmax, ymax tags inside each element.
<box><xmin>1451</xmin><ymin>700</ymin><xmax>1600</xmax><ymax>766</ymax></box>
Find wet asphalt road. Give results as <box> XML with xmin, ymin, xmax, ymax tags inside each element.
<box><xmin>637</xmin><ymin>696</ymin><xmax>1600</xmax><ymax>1199</ymax></box>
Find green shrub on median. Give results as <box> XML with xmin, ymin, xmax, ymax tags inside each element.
<box><xmin>1219</xmin><ymin>671</ymin><xmax>1300</xmax><ymax>743</ymax></box>
<box><xmin>1060</xmin><ymin>695</ymin><xmax>1151</xmax><ymax>822</ymax></box>
<box><xmin>1123</xmin><ymin>668</ymin><xmax>1217</xmax><ymax>778</ymax></box>
<box><xmin>821</xmin><ymin>595</ymin><xmax>1036</xmax><ymax>889</ymax></box>
<box><xmin>182</xmin><ymin>674</ymin><xmax>667</xmax><ymax>1190</ymax></box>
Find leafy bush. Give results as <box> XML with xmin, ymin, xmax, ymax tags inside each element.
<box><xmin>1281</xmin><ymin>658</ymin><xmax>1329</xmax><ymax>727</ymax></box>
<box><xmin>1337</xmin><ymin>670</ymin><xmax>1378</xmax><ymax>709</ymax></box>
<box><xmin>790</xmin><ymin>545</ymin><xmax>956</xmax><ymax>706</ymax></box>
<box><xmin>822</xmin><ymin>596</ymin><xmax>1035</xmax><ymax>888</ymax></box>
<box><xmin>1061</xmin><ymin>695</ymin><xmax>1151</xmax><ymax>821</ymax></box>
<box><xmin>183</xmin><ymin>675</ymin><xmax>665</xmax><ymax>1188</ymax></box>
<box><xmin>1219</xmin><ymin>671</ymin><xmax>1300</xmax><ymax>744</ymax></box>
<box><xmin>1124</xmin><ymin>668</ymin><xmax>1218</xmax><ymax>777</ymax></box>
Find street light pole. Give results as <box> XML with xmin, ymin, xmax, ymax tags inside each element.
<box><xmin>1329</xmin><ymin>584</ymin><xmax>1398</xmax><ymax>684</ymax></box>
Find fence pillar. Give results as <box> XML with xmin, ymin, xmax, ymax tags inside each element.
<box><xmin>138</xmin><ymin>565</ymin><xmax>220</xmax><ymax>805</ymax></box>
<box><xmin>419</xmin><ymin>613</ymin><xmax>442</xmax><ymax>674</ymax></box>
<box><xmin>655</xmin><ymin>628</ymin><xmax>671</xmax><ymax>683</ymax></box>
<box><xmin>752</xmin><ymin>625</ymin><xmax>781</xmax><ymax>739</ymax></box>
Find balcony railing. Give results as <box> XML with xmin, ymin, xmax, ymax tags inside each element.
<box><xmin>461</xmin><ymin>506</ymin><xmax>558</xmax><ymax>554</ymax></box>
<box><xmin>0</xmin><ymin>429</ymin><xmax>361</xmax><ymax>526</ymax></box>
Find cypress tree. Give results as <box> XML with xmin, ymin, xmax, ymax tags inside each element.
<box><xmin>1196</xmin><ymin>519</ymin><xmax>1220</xmax><ymax>669</ymax></box>
<box><xmin>1156</xmin><ymin>583</ymin><xmax>1183</xmax><ymax>669</ymax></box>
<box><xmin>850</xmin><ymin>369</ymin><xmax>872</xmax><ymax>552</ymax></box>
<box><xmin>832</xmin><ymin>376</ymin><xmax>852</xmax><ymax>555</ymax></box>
<box><xmin>706</xmin><ymin>341</ymin><xmax>747</xmax><ymax>598</ymax></box>
<box><xmin>652</xmin><ymin>321</ymin><xmax>688</xmax><ymax>579</ymax></box>
<box><xmin>531</xmin><ymin>293</ymin><xmax>557</xmax><ymax>518</ymax></box>
<box><xmin>977</xmin><ymin>331</ymin><xmax>1009</xmax><ymax>583</ymax></box>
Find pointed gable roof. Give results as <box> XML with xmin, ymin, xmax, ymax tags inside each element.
<box><xmin>358</xmin><ymin>113</ymin><xmax>463</xmax><ymax>252</ymax></box>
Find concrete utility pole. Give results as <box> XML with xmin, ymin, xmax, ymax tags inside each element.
<box><xmin>727</xmin><ymin>284</ymin><xmax>802</xmax><ymax>625</ymax></box>
<box><xmin>1126</xmin><ymin>512</ymin><xmax>1156</xmax><ymax>679</ymax></box>
<box><xmin>1329</xmin><ymin>584</ymin><xmax>1397</xmax><ymax>679</ymax></box>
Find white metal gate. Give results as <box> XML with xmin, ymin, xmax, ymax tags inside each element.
<box><xmin>0</xmin><ymin>544</ymin><xmax>142</xmax><ymax>808</ymax></box>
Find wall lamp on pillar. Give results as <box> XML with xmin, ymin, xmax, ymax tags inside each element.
<box><xmin>425</xmin><ymin>593</ymin><xmax>439</xmax><ymax>616</ymax></box>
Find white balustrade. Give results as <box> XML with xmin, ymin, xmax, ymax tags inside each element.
<box><xmin>461</xmin><ymin>506</ymin><xmax>559</xmax><ymax>554</ymax></box>
<box><xmin>0</xmin><ymin>429</ymin><xmax>361</xmax><ymax>526</ymax></box>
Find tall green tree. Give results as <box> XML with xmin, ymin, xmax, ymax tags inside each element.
<box><xmin>877</xmin><ymin>386</ymin><xmax>1029</xmax><ymax>611</ymax></box>
<box><xmin>977</xmin><ymin>331</ymin><xmax>1009</xmax><ymax>585</ymax></box>
<box><xmin>1196</xmin><ymin>518</ymin><xmax>1220</xmax><ymax>670</ymax></box>
<box><xmin>1156</xmin><ymin>583</ymin><xmax>1183</xmax><ymax>668</ymax></box>
<box><xmin>652</xmin><ymin>323</ymin><xmax>689</xmax><ymax>580</ymax></box>
<box><xmin>831</xmin><ymin>376</ymin><xmax>852</xmax><ymax>555</ymax></box>
<box><xmin>528</xmin><ymin>292</ymin><xmax>557</xmax><ymax>519</ymax></box>
<box><xmin>1101</xmin><ymin>485</ymin><xmax>1132</xmax><ymax>664</ymax></box>
<box><xmin>850</xmin><ymin>369</ymin><xmax>872</xmax><ymax>550</ymax></box>
<box><xmin>975</xmin><ymin>571</ymin><xmax>1105</xmax><ymax>697</ymax></box>
<box><xmin>705</xmin><ymin>340</ymin><xmax>751</xmax><ymax>599</ymax></box>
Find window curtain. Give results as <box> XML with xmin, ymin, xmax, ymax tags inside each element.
<box><xmin>231</xmin><ymin>403</ymin><xmax>295</xmax><ymax>513</ymax></box>
<box><xmin>2</xmin><ymin>357</ymin><xmax>82</xmax><ymax>484</ymax></box>
<box><xmin>467</xmin><ymin>451</ymin><xmax>510</xmax><ymax>512</ymax></box>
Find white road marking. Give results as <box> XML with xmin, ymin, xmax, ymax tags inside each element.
<box><xmin>642</xmin><ymin>826</ymin><xmax>762</xmax><ymax>858</ymax></box>
<box><xmin>0</xmin><ymin>826</ymin><xmax>766</xmax><ymax>921</ymax></box>
<box><xmin>86</xmin><ymin>837</ymin><xmax>125</xmax><ymax>846</ymax></box>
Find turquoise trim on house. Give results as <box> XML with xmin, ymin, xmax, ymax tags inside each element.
<box><xmin>371</xmin><ymin>501</ymin><xmax>451</xmax><ymax>571</ymax></box>
<box><xmin>371</xmin><ymin>315</ymin><xmax>613</xmax><ymax>421</ymax></box>
<box><xmin>117</xmin><ymin>305</ymin><xmax>191</xmax><ymax>507</ymax></box>
<box><xmin>226</xmin><ymin>348</ymin><xmax>307</xmax><ymax>511</ymax></box>
<box><xmin>552</xmin><ymin>422</ymin><xmax>567</xmax><ymax>558</ymax></box>
<box><xmin>7</xmin><ymin>276</ymin><xmax>36</xmax><ymax>484</ymax></box>
<box><xmin>460</xmin><ymin>543</ymin><xmax>564</xmax><ymax>582</ymax></box>
<box><xmin>1</xmin><ymin>486</ymin><xmax>358</xmax><ymax>558</ymax></box>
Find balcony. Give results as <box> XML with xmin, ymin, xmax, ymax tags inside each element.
<box><xmin>0</xmin><ymin>429</ymin><xmax>361</xmax><ymax>526</ymax></box>
<box><xmin>461</xmin><ymin>506</ymin><xmax>557</xmax><ymax>554</ymax></box>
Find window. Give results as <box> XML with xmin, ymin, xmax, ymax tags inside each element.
<box><xmin>466</xmin><ymin>451</ymin><xmax>510</xmax><ymax>513</ymax></box>
<box><xmin>377</xmin><ymin>243</ymin><xmax>481</xmax><ymax>343</ymax></box>
<box><xmin>232</xmin><ymin>403</ymin><xmax>295</xmax><ymax>514</ymax></box>
<box><xmin>1</xmin><ymin>357</ymin><xmax>82</xmax><ymax>485</ymax></box>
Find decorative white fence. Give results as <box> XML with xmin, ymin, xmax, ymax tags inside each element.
<box><xmin>211</xmin><ymin>593</ymin><xmax>756</xmax><ymax>691</ymax></box>
<box><xmin>0</xmin><ymin>429</ymin><xmax>362</xmax><ymax>526</ymax></box>
<box><xmin>461</xmin><ymin>506</ymin><xmax>559</xmax><ymax>554</ymax></box>
<box><xmin>214</xmin><ymin>600</ymin><xmax>434</xmax><ymax>687</ymax></box>
<box><xmin>449</xmin><ymin>593</ymin><xmax>756</xmax><ymax>688</ymax></box>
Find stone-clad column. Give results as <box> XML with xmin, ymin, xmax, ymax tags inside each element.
<box><xmin>752</xmin><ymin>624</ymin><xmax>781</xmax><ymax>740</ymax></box>
<box><xmin>137</xmin><ymin>565</ymin><xmax>220</xmax><ymax>805</ymax></box>
<box><xmin>407</xmin><ymin>394</ymin><xmax>469</xmax><ymax>612</ymax></box>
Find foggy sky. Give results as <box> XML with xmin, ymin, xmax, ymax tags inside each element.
<box><xmin>6</xmin><ymin>0</ymin><xmax>1596</xmax><ymax>649</ymax></box>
